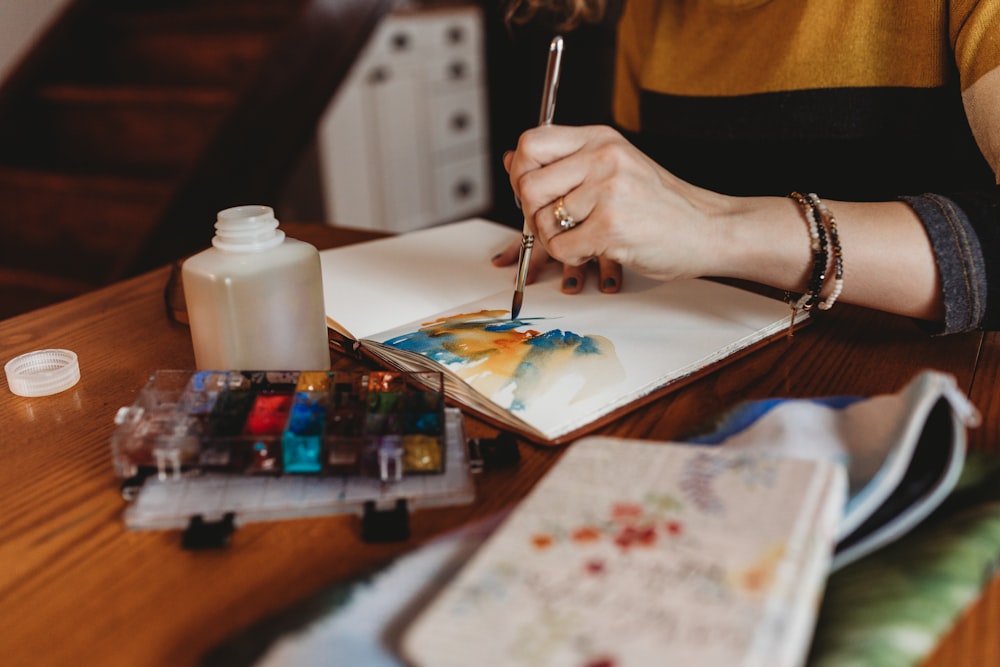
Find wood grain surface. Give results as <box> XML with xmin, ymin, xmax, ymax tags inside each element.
<box><xmin>0</xmin><ymin>223</ymin><xmax>993</xmax><ymax>666</ymax></box>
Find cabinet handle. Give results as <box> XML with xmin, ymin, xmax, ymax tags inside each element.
<box><xmin>368</xmin><ymin>66</ymin><xmax>390</xmax><ymax>84</ymax></box>
<box><xmin>454</xmin><ymin>179</ymin><xmax>475</xmax><ymax>200</ymax></box>
<box><xmin>450</xmin><ymin>112</ymin><xmax>470</xmax><ymax>133</ymax></box>
<box><xmin>447</xmin><ymin>60</ymin><xmax>467</xmax><ymax>80</ymax></box>
<box><xmin>391</xmin><ymin>31</ymin><xmax>411</xmax><ymax>51</ymax></box>
<box><xmin>446</xmin><ymin>25</ymin><xmax>465</xmax><ymax>45</ymax></box>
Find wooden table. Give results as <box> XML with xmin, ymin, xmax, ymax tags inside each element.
<box><xmin>1</xmin><ymin>223</ymin><xmax>997</xmax><ymax>666</ymax></box>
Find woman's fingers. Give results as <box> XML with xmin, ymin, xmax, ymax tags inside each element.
<box><xmin>490</xmin><ymin>238</ymin><xmax>521</xmax><ymax>267</ymax></box>
<box><xmin>561</xmin><ymin>262</ymin><xmax>586</xmax><ymax>293</ymax></box>
<box><xmin>492</xmin><ymin>227</ymin><xmax>624</xmax><ymax>294</ymax></box>
<box><xmin>509</xmin><ymin>126</ymin><xmax>597</xmax><ymax>230</ymax></box>
<box><xmin>598</xmin><ymin>257</ymin><xmax>622</xmax><ymax>293</ymax></box>
<box><xmin>490</xmin><ymin>237</ymin><xmax>553</xmax><ymax>285</ymax></box>
<box><xmin>502</xmin><ymin>123</ymin><xmax>710</xmax><ymax>286</ymax></box>
<box><xmin>559</xmin><ymin>258</ymin><xmax>623</xmax><ymax>294</ymax></box>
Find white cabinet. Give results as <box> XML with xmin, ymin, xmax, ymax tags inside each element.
<box><xmin>317</xmin><ymin>5</ymin><xmax>491</xmax><ymax>232</ymax></box>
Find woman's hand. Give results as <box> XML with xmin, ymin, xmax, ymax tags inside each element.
<box><xmin>490</xmin><ymin>237</ymin><xmax>623</xmax><ymax>294</ymax></box>
<box><xmin>499</xmin><ymin>124</ymin><xmax>730</xmax><ymax>287</ymax></box>
<box><xmin>493</xmin><ymin>124</ymin><xmax>949</xmax><ymax>325</ymax></box>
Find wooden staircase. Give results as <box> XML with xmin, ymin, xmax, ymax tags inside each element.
<box><xmin>0</xmin><ymin>0</ymin><xmax>394</xmax><ymax>319</ymax></box>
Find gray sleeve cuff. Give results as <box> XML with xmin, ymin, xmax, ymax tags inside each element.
<box><xmin>900</xmin><ymin>193</ymin><xmax>987</xmax><ymax>334</ymax></box>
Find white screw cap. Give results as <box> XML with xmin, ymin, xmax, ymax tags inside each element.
<box><xmin>5</xmin><ymin>349</ymin><xmax>81</xmax><ymax>397</ymax></box>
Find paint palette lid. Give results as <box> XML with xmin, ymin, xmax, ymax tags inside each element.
<box><xmin>111</xmin><ymin>369</ymin><xmax>478</xmax><ymax>543</ymax></box>
<box><xmin>5</xmin><ymin>348</ymin><xmax>81</xmax><ymax>397</ymax></box>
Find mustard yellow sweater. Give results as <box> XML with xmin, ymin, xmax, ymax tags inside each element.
<box><xmin>612</xmin><ymin>0</ymin><xmax>1000</xmax><ymax>331</ymax></box>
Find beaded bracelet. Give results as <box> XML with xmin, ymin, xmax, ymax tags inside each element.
<box><xmin>788</xmin><ymin>191</ymin><xmax>829</xmax><ymax>314</ymax></box>
<box><xmin>806</xmin><ymin>193</ymin><xmax>844</xmax><ymax>311</ymax></box>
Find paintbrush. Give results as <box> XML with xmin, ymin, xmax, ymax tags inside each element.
<box><xmin>511</xmin><ymin>35</ymin><xmax>564</xmax><ymax>320</ymax></box>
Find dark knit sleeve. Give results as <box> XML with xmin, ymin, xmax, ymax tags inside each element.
<box><xmin>901</xmin><ymin>186</ymin><xmax>1000</xmax><ymax>333</ymax></box>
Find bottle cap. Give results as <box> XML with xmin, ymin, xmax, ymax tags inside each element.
<box><xmin>212</xmin><ymin>205</ymin><xmax>285</xmax><ymax>252</ymax></box>
<box><xmin>5</xmin><ymin>349</ymin><xmax>81</xmax><ymax>397</ymax></box>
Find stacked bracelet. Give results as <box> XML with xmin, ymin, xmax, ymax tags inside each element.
<box><xmin>806</xmin><ymin>193</ymin><xmax>844</xmax><ymax>310</ymax></box>
<box><xmin>788</xmin><ymin>191</ymin><xmax>829</xmax><ymax>312</ymax></box>
<box><xmin>786</xmin><ymin>192</ymin><xmax>845</xmax><ymax>334</ymax></box>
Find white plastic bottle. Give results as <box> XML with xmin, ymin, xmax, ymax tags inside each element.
<box><xmin>181</xmin><ymin>205</ymin><xmax>330</xmax><ymax>370</ymax></box>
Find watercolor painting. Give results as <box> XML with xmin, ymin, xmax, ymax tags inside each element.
<box><xmin>382</xmin><ymin>309</ymin><xmax>625</xmax><ymax>412</ymax></box>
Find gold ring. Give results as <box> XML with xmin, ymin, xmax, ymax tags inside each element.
<box><xmin>554</xmin><ymin>197</ymin><xmax>576</xmax><ymax>230</ymax></box>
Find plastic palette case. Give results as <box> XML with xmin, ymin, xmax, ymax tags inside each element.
<box><xmin>111</xmin><ymin>369</ymin><xmax>475</xmax><ymax>545</ymax></box>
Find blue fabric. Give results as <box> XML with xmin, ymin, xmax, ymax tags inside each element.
<box><xmin>685</xmin><ymin>395</ymin><xmax>864</xmax><ymax>445</ymax></box>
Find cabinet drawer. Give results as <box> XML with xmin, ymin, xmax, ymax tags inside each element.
<box><xmin>434</xmin><ymin>153</ymin><xmax>492</xmax><ymax>222</ymax></box>
<box><xmin>368</xmin><ymin>7</ymin><xmax>482</xmax><ymax>64</ymax></box>
<box><xmin>429</xmin><ymin>84</ymin><xmax>487</xmax><ymax>154</ymax></box>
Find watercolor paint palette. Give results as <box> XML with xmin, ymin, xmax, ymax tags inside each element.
<box><xmin>110</xmin><ymin>370</ymin><xmax>474</xmax><ymax>540</ymax></box>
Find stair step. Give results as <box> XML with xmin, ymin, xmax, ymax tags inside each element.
<box><xmin>95</xmin><ymin>29</ymin><xmax>278</xmax><ymax>87</ymax></box>
<box><xmin>0</xmin><ymin>167</ymin><xmax>173</xmax><ymax>285</ymax></box>
<box><xmin>108</xmin><ymin>1</ymin><xmax>307</xmax><ymax>30</ymax></box>
<box><xmin>64</xmin><ymin>0</ymin><xmax>306</xmax><ymax>87</ymax></box>
<box><xmin>37</xmin><ymin>83</ymin><xmax>234</xmax><ymax>105</ymax></box>
<box><xmin>32</xmin><ymin>84</ymin><xmax>233</xmax><ymax>172</ymax></box>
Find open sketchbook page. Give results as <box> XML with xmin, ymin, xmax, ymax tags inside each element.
<box><xmin>401</xmin><ymin>437</ymin><xmax>846</xmax><ymax>667</ymax></box>
<box><xmin>320</xmin><ymin>218</ymin><xmax>796</xmax><ymax>443</ymax></box>
<box><xmin>364</xmin><ymin>277</ymin><xmax>794</xmax><ymax>442</ymax></box>
<box><xmin>319</xmin><ymin>218</ymin><xmax>517</xmax><ymax>340</ymax></box>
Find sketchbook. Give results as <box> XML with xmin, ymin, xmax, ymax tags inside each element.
<box><xmin>320</xmin><ymin>218</ymin><xmax>797</xmax><ymax>444</ymax></box>
<box><xmin>401</xmin><ymin>437</ymin><xmax>847</xmax><ymax>667</ymax></box>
